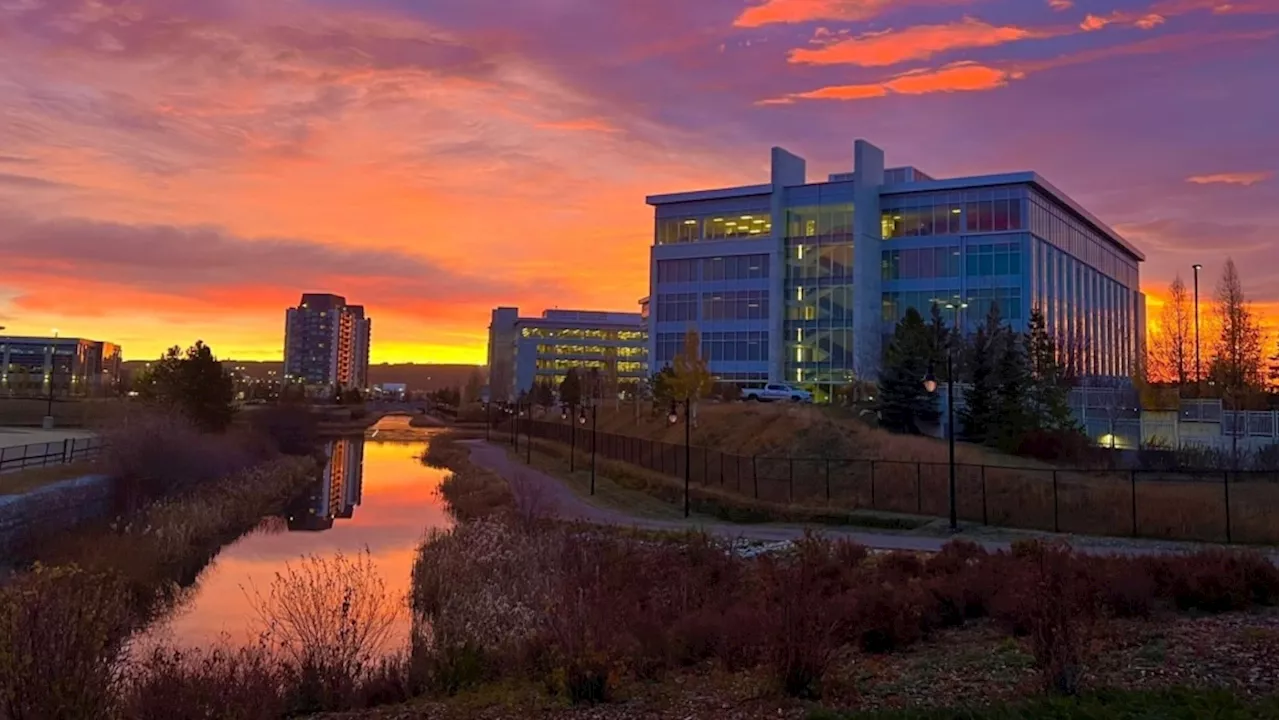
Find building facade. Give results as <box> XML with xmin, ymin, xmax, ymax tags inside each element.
<box><xmin>283</xmin><ymin>293</ymin><xmax>373</xmax><ymax>394</ymax></box>
<box><xmin>647</xmin><ymin>139</ymin><xmax>1145</xmax><ymax>397</ymax></box>
<box><xmin>0</xmin><ymin>336</ymin><xmax>122</xmax><ymax>397</ymax></box>
<box><xmin>487</xmin><ymin>307</ymin><xmax>648</xmax><ymax>402</ymax></box>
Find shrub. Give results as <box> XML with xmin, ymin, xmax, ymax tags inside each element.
<box><xmin>248</xmin><ymin>550</ymin><xmax>401</xmax><ymax>713</ymax></box>
<box><xmin>855</xmin><ymin>579</ymin><xmax>927</xmax><ymax>653</ymax></box>
<box><xmin>1012</xmin><ymin>428</ymin><xmax>1100</xmax><ymax>464</ymax></box>
<box><xmin>755</xmin><ymin>537</ymin><xmax>858</xmax><ymax>698</ymax></box>
<box><xmin>1010</xmin><ymin>542</ymin><xmax>1097</xmax><ymax>695</ymax></box>
<box><xmin>1089</xmin><ymin>557</ymin><xmax>1156</xmax><ymax>619</ymax></box>
<box><xmin>1152</xmin><ymin>549</ymin><xmax>1278</xmax><ymax>613</ymax></box>
<box><xmin>97</xmin><ymin>406</ymin><xmax>262</xmax><ymax>510</ymax></box>
<box><xmin>122</xmin><ymin>644</ymin><xmax>285</xmax><ymax>720</ymax></box>
<box><xmin>0</xmin><ymin>565</ymin><xmax>133</xmax><ymax>720</ymax></box>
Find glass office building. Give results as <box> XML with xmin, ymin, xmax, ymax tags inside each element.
<box><xmin>487</xmin><ymin>307</ymin><xmax>648</xmax><ymax>403</ymax></box>
<box><xmin>647</xmin><ymin>140</ymin><xmax>1145</xmax><ymax>397</ymax></box>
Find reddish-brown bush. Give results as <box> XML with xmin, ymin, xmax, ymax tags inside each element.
<box><xmin>1150</xmin><ymin>549</ymin><xmax>1278</xmax><ymax>613</ymax></box>
<box><xmin>854</xmin><ymin>579</ymin><xmax>927</xmax><ymax>653</ymax></box>
<box><xmin>1008</xmin><ymin>542</ymin><xmax>1098</xmax><ymax>695</ymax></box>
<box><xmin>1090</xmin><ymin>557</ymin><xmax>1156</xmax><ymax>619</ymax></box>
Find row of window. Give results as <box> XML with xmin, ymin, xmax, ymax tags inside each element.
<box><xmin>655</xmin><ymin>212</ymin><xmax>773</xmax><ymax>244</ymax></box>
<box><xmin>784</xmin><ymin>203</ymin><xmax>854</xmax><ymax>239</ymax></box>
<box><xmin>519</xmin><ymin>327</ymin><xmax>646</xmax><ymax>341</ymax></box>
<box><xmin>533</xmin><ymin>344</ymin><xmax>647</xmax><ymax>358</ymax></box>
<box><xmin>655</xmin><ymin>293</ymin><xmax>698</xmax><ymax>323</ymax></box>
<box><xmin>703</xmin><ymin>290</ymin><xmax>768</xmax><ymax>321</ymax></box>
<box><xmin>881</xmin><ymin>198</ymin><xmax>1025</xmax><ymax>239</ymax></box>
<box><xmin>1028</xmin><ymin>191</ymin><xmax>1137</xmax><ymax>287</ymax></box>
<box><xmin>654</xmin><ymin>331</ymin><xmax>770</xmax><ymax>364</ymax></box>
<box><xmin>881</xmin><ymin>288</ymin><xmax>1023</xmax><ymax>324</ymax></box>
<box><xmin>656</xmin><ymin>254</ymin><xmax>771</xmax><ymax>284</ymax></box>
<box><xmin>881</xmin><ymin>247</ymin><xmax>962</xmax><ymax>280</ymax></box>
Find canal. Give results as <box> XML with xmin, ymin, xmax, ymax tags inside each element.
<box><xmin>139</xmin><ymin>417</ymin><xmax>453</xmax><ymax>650</ymax></box>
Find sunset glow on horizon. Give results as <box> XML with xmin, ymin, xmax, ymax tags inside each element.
<box><xmin>1</xmin><ymin>0</ymin><xmax>1275</xmax><ymax>364</ymax></box>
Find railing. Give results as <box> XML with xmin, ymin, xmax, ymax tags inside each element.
<box><xmin>0</xmin><ymin>437</ymin><xmax>103</xmax><ymax>474</ymax></box>
<box><xmin>508</xmin><ymin>419</ymin><xmax>1276</xmax><ymax>545</ymax></box>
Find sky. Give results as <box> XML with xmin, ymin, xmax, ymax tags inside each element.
<box><xmin>0</xmin><ymin>0</ymin><xmax>1275</xmax><ymax>364</ymax></box>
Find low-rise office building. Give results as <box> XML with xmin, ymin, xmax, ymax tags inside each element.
<box><xmin>647</xmin><ymin>139</ymin><xmax>1145</xmax><ymax>397</ymax></box>
<box><xmin>487</xmin><ymin>307</ymin><xmax>648</xmax><ymax>402</ymax></box>
<box><xmin>0</xmin><ymin>335</ymin><xmax>122</xmax><ymax>397</ymax></box>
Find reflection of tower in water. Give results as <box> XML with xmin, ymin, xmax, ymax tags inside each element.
<box><xmin>286</xmin><ymin>438</ymin><xmax>366</xmax><ymax>532</ymax></box>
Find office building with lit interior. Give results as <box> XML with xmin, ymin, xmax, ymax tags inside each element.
<box><xmin>0</xmin><ymin>335</ymin><xmax>122</xmax><ymax>397</ymax></box>
<box><xmin>647</xmin><ymin>139</ymin><xmax>1145</xmax><ymax>398</ymax></box>
<box><xmin>487</xmin><ymin>307</ymin><xmax>648</xmax><ymax>402</ymax></box>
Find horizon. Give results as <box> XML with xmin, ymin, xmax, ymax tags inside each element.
<box><xmin>0</xmin><ymin>0</ymin><xmax>1276</xmax><ymax>364</ymax></box>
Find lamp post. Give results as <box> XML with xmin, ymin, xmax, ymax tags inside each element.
<box><xmin>1192</xmin><ymin>263</ymin><xmax>1202</xmax><ymax>386</ymax></box>
<box><xmin>924</xmin><ymin>302</ymin><xmax>965</xmax><ymax>532</ymax></box>
<box><xmin>667</xmin><ymin>397</ymin><xmax>691</xmax><ymax>518</ymax></box>
<box><xmin>518</xmin><ymin>403</ymin><xmax>530</xmax><ymax>464</ymax></box>
<box><xmin>579</xmin><ymin>401</ymin><xmax>597</xmax><ymax>494</ymax></box>
<box><xmin>561</xmin><ymin>405</ymin><xmax>576</xmax><ymax>472</ymax></box>
<box><xmin>484</xmin><ymin>401</ymin><xmax>491</xmax><ymax>442</ymax></box>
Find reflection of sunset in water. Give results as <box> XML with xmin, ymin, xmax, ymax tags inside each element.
<box><xmin>142</xmin><ymin>425</ymin><xmax>453</xmax><ymax>650</ymax></box>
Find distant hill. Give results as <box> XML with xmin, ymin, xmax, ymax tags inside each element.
<box><xmin>120</xmin><ymin>360</ymin><xmax>485</xmax><ymax>393</ymax></box>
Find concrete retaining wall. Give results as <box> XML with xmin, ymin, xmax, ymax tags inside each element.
<box><xmin>0</xmin><ymin>474</ymin><xmax>116</xmax><ymax>559</ymax></box>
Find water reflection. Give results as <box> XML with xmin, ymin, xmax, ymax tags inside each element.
<box><xmin>139</xmin><ymin>427</ymin><xmax>452</xmax><ymax>650</ymax></box>
<box><xmin>286</xmin><ymin>438</ymin><xmax>366</xmax><ymax>532</ymax></box>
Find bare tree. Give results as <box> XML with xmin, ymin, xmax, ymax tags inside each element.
<box><xmin>1210</xmin><ymin>258</ymin><xmax>1264</xmax><ymax>391</ymax></box>
<box><xmin>1148</xmin><ymin>275</ymin><xmax>1193</xmax><ymax>386</ymax></box>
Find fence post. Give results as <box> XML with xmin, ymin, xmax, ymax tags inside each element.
<box><xmin>703</xmin><ymin>448</ymin><xmax>709</xmax><ymax>486</ymax></box>
<box><xmin>1052</xmin><ymin>470</ymin><xmax>1059</xmax><ymax>533</ymax></box>
<box><xmin>736</xmin><ymin>454</ymin><xmax>741</xmax><ymax>493</ymax></box>
<box><xmin>720</xmin><ymin>451</ymin><xmax>725</xmax><ymax>486</ymax></box>
<box><xmin>981</xmin><ymin>465</ymin><xmax>988</xmax><ymax>526</ymax></box>
<box><xmin>915</xmin><ymin>462</ymin><xmax>922</xmax><ymax>514</ymax></box>
<box><xmin>1130</xmin><ymin>470</ymin><xmax>1138</xmax><ymax>538</ymax></box>
<box><xmin>62</xmin><ymin>437</ymin><xmax>70</xmax><ymax>463</ymax></box>
<box><xmin>869</xmin><ymin>460</ymin><xmax>876</xmax><ymax>509</ymax></box>
<box><xmin>788</xmin><ymin>458</ymin><xmax>794</xmax><ymax>504</ymax></box>
<box><xmin>752</xmin><ymin>455</ymin><xmax>759</xmax><ymax>500</ymax></box>
<box><xmin>825</xmin><ymin>459</ymin><xmax>831</xmax><ymax>503</ymax></box>
<box><xmin>1223</xmin><ymin>471</ymin><xmax>1232</xmax><ymax>544</ymax></box>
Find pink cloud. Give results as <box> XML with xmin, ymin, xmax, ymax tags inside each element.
<box><xmin>788</xmin><ymin>18</ymin><xmax>1043</xmax><ymax>68</ymax></box>
<box><xmin>1186</xmin><ymin>172</ymin><xmax>1271</xmax><ymax>186</ymax></box>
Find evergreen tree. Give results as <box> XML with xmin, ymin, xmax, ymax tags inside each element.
<box><xmin>533</xmin><ymin>379</ymin><xmax>555</xmax><ymax>409</ymax></box>
<box><xmin>138</xmin><ymin>341</ymin><xmax>236</xmax><ymax>432</ymax></box>
<box><xmin>958</xmin><ymin>303</ymin><xmax>1004</xmax><ymax>442</ymax></box>
<box><xmin>991</xmin><ymin>324</ymin><xmax>1031</xmax><ymax>450</ymax></box>
<box><xmin>1025</xmin><ymin>307</ymin><xmax>1078</xmax><ymax>432</ymax></box>
<box><xmin>559</xmin><ymin>368</ymin><xmax>582</xmax><ymax>408</ymax></box>
<box><xmin>877</xmin><ymin>307</ymin><xmax>939</xmax><ymax>433</ymax></box>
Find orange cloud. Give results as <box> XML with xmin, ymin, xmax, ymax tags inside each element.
<box><xmin>1135</xmin><ymin>13</ymin><xmax>1166</xmax><ymax>28</ymax></box>
<box><xmin>1047</xmin><ymin>0</ymin><xmax>1074</xmax><ymax>10</ymax></box>
<box><xmin>788</xmin><ymin>18</ymin><xmax>1041</xmax><ymax>67</ymax></box>
<box><xmin>760</xmin><ymin>61</ymin><xmax>1017</xmax><ymax>104</ymax></box>
<box><xmin>1080</xmin><ymin>13</ymin><xmax>1116</xmax><ymax>30</ymax></box>
<box><xmin>733</xmin><ymin>0</ymin><xmax>968</xmax><ymax>27</ymax></box>
<box><xmin>1186</xmin><ymin>172</ymin><xmax>1271</xmax><ymax>186</ymax></box>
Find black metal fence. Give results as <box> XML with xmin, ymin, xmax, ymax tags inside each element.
<box><xmin>506</xmin><ymin>419</ymin><xmax>1276</xmax><ymax>545</ymax></box>
<box><xmin>0</xmin><ymin>437</ymin><xmax>103</xmax><ymax>474</ymax></box>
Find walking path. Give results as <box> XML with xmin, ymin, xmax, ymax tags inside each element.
<box><xmin>463</xmin><ymin>439</ymin><xmax>1279</xmax><ymax>561</ymax></box>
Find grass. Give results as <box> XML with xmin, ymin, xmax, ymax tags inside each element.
<box><xmin>808</xmin><ymin>688</ymin><xmax>1280</xmax><ymax>719</ymax></box>
<box><xmin>0</xmin><ymin>460</ymin><xmax>97</xmax><ymax>495</ymax></box>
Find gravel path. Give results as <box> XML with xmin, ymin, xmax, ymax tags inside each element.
<box><xmin>463</xmin><ymin>440</ymin><xmax>1279</xmax><ymax>561</ymax></box>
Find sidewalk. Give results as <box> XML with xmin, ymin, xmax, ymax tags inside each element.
<box><xmin>463</xmin><ymin>439</ymin><xmax>1279</xmax><ymax>562</ymax></box>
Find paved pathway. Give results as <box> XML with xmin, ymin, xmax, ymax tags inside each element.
<box><xmin>463</xmin><ymin>439</ymin><xmax>1278</xmax><ymax>562</ymax></box>
<box><xmin>0</xmin><ymin>427</ymin><xmax>94</xmax><ymax>450</ymax></box>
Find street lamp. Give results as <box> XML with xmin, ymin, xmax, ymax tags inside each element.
<box><xmin>518</xmin><ymin>403</ymin><xmax>531</xmax><ymax>464</ymax></box>
<box><xmin>579</xmin><ymin>402</ymin><xmax>597</xmax><ymax>495</ymax></box>
<box><xmin>1192</xmin><ymin>263</ymin><xmax>1202</xmax><ymax>386</ymax></box>
<box><xmin>667</xmin><ymin>397</ymin><xmax>691</xmax><ymax>518</ymax></box>
<box><xmin>924</xmin><ymin>302</ymin><xmax>965</xmax><ymax>532</ymax></box>
<box><xmin>563</xmin><ymin>404</ymin><xmax>577</xmax><ymax>472</ymax></box>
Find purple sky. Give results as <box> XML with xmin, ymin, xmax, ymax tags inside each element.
<box><xmin>0</xmin><ymin>0</ymin><xmax>1274</xmax><ymax>360</ymax></box>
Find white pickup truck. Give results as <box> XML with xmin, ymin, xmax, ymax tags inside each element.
<box><xmin>742</xmin><ymin>383</ymin><xmax>813</xmax><ymax>403</ymax></box>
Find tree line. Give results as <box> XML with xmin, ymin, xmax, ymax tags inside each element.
<box><xmin>877</xmin><ymin>303</ymin><xmax>1082</xmax><ymax>459</ymax></box>
<box><xmin>1148</xmin><ymin>257</ymin><xmax>1272</xmax><ymax>396</ymax></box>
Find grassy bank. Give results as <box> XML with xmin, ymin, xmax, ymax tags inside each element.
<box><xmin>810</xmin><ymin>688</ymin><xmax>1279</xmax><ymax>720</ymax></box>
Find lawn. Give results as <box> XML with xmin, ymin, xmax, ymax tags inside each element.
<box><xmin>0</xmin><ymin>461</ymin><xmax>98</xmax><ymax>496</ymax></box>
<box><xmin>810</xmin><ymin>688</ymin><xmax>1279</xmax><ymax>719</ymax></box>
